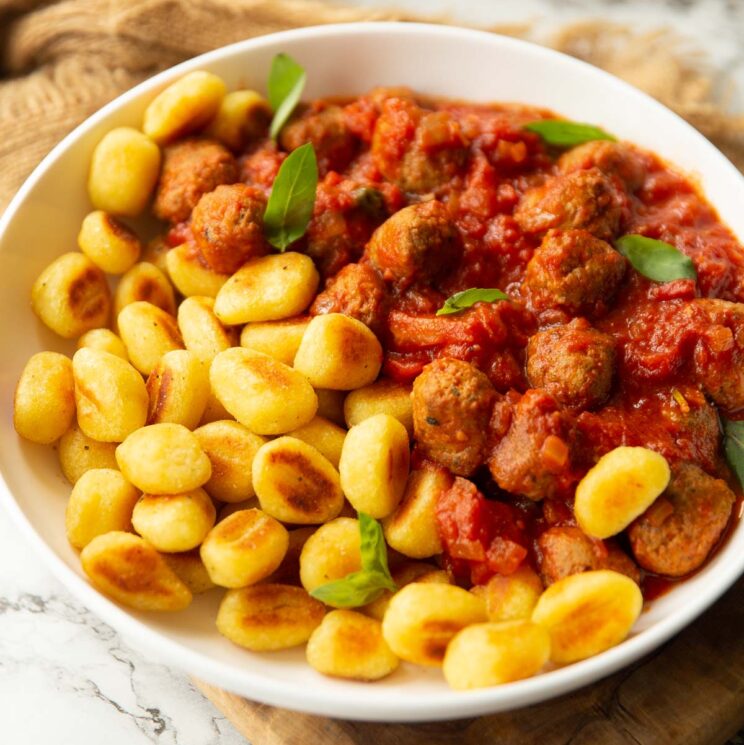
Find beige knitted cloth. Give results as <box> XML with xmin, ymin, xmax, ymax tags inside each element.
<box><xmin>1</xmin><ymin>0</ymin><xmax>744</xmax><ymax>212</ymax></box>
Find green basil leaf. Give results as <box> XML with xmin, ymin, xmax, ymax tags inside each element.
<box><xmin>615</xmin><ymin>234</ymin><xmax>697</xmax><ymax>282</ymax></box>
<box><xmin>358</xmin><ymin>512</ymin><xmax>392</xmax><ymax>578</ymax></box>
<box><xmin>310</xmin><ymin>570</ymin><xmax>396</xmax><ymax>608</ymax></box>
<box><xmin>436</xmin><ymin>288</ymin><xmax>509</xmax><ymax>316</ymax></box>
<box><xmin>723</xmin><ymin>418</ymin><xmax>744</xmax><ymax>490</ymax></box>
<box><xmin>524</xmin><ymin>120</ymin><xmax>616</xmax><ymax>147</ymax></box>
<box><xmin>268</xmin><ymin>52</ymin><xmax>306</xmax><ymax>140</ymax></box>
<box><xmin>263</xmin><ymin>142</ymin><xmax>318</xmax><ymax>251</ymax></box>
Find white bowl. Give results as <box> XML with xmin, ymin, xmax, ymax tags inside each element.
<box><xmin>2</xmin><ymin>22</ymin><xmax>743</xmax><ymax>723</ymax></box>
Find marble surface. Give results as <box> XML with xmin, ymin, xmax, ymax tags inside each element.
<box><xmin>2</xmin><ymin>2</ymin><xmax>744</xmax><ymax>744</ymax></box>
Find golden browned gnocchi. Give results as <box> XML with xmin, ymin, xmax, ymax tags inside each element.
<box><xmin>299</xmin><ymin>517</ymin><xmax>361</xmax><ymax>600</ymax></box>
<box><xmin>14</xmin><ymin>351</ymin><xmax>75</xmax><ymax>444</ymax></box>
<box><xmin>471</xmin><ymin>565</ymin><xmax>544</xmax><ymax>623</ymax></box>
<box><xmin>118</xmin><ymin>301</ymin><xmax>184</xmax><ymax>375</ymax></box>
<box><xmin>72</xmin><ymin>348</ymin><xmax>148</xmax><ymax>442</ymax></box>
<box><xmin>199</xmin><ymin>390</ymin><xmax>234</xmax><ymax>426</ymax></box>
<box><xmin>381</xmin><ymin>583</ymin><xmax>487</xmax><ymax>666</ymax></box>
<box><xmin>58</xmin><ymin>423</ymin><xmax>119</xmax><ymax>484</ymax></box>
<box><xmin>287</xmin><ymin>416</ymin><xmax>346</xmax><ymax>468</ymax></box>
<box><xmin>114</xmin><ymin>262</ymin><xmax>177</xmax><ymax>319</ymax></box>
<box><xmin>177</xmin><ymin>296</ymin><xmax>237</xmax><ymax>363</ymax></box>
<box><xmin>315</xmin><ymin>388</ymin><xmax>347</xmax><ymax>427</ymax></box>
<box><xmin>145</xmin><ymin>349</ymin><xmax>210</xmax><ymax>428</ymax></box>
<box><xmin>574</xmin><ymin>446</ymin><xmax>671</xmax><ymax>539</ymax></box>
<box><xmin>81</xmin><ymin>531</ymin><xmax>192</xmax><ymax>611</ymax></box>
<box><xmin>143</xmin><ymin>71</ymin><xmax>226</xmax><ymax>144</ymax></box>
<box><xmin>218</xmin><ymin>498</ymin><xmax>260</xmax><ymax>522</ymax></box>
<box><xmin>294</xmin><ymin>314</ymin><xmax>383</xmax><ymax>390</ymax></box>
<box><xmin>88</xmin><ymin>127</ymin><xmax>161</xmax><ymax>216</ymax></box>
<box><xmin>141</xmin><ymin>236</ymin><xmax>171</xmax><ymax>276</ymax></box>
<box><xmin>31</xmin><ymin>253</ymin><xmax>111</xmax><ymax>338</ymax></box>
<box><xmin>443</xmin><ymin>621</ymin><xmax>551</xmax><ymax>690</ymax></box>
<box><xmin>339</xmin><ymin>414</ymin><xmax>410</xmax><ymax>519</ymax></box>
<box><xmin>217</xmin><ymin>584</ymin><xmax>325</xmax><ymax>651</ymax></box>
<box><xmin>65</xmin><ymin>469</ymin><xmax>140</xmax><ymax>549</ymax></box>
<box><xmin>194</xmin><ymin>420</ymin><xmax>266</xmax><ymax>503</ymax></box>
<box><xmin>252</xmin><ymin>436</ymin><xmax>344</xmax><ymax>524</ymax></box>
<box><xmin>132</xmin><ymin>488</ymin><xmax>216</xmax><ymax>552</ymax></box>
<box><xmin>200</xmin><ymin>508</ymin><xmax>288</xmax><ymax>588</ymax></box>
<box><xmin>76</xmin><ymin>328</ymin><xmax>128</xmax><ymax>360</ymax></box>
<box><xmin>160</xmin><ymin>549</ymin><xmax>216</xmax><ymax>594</ymax></box>
<box><xmin>344</xmin><ymin>380</ymin><xmax>414</xmax><ymax>435</ymax></box>
<box><xmin>210</xmin><ymin>347</ymin><xmax>317</xmax><ymax>434</ymax></box>
<box><xmin>116</xmin><ymin>423</ymin><xmax>211</xmax><ymax>494</ymax></box>
<box><xmin>531</xmin><ymin>570</ymin><xmax>643</xmax><ymax>664</ymax></box>
<box><xmin>240</xmin><ymin>317</ymin><xmax>310</xmax><ymax>366</ymax></box>
<box><xmin>205</xmin><ymin>90</ymin><xmax>271</xmax><ymax>151</ymax></box>
<box><xmin>382</xmin><ymin>465</ymin><xmax>450</xmax><ymax>558</ymax></box>
<box><xmin>307</xmin><ymin>610</ymin><xmax>399</xmax><ymax>681</ymax></box>
<box><xmin>266</xmin><ymin>526</ymin><xmax>316</xmax><ymax>585</ymax></box>
<box><xmin>214</xmin><ymin>252</ymin><xmax>319</xmax><ymax>325</ymax></box>
<box><xmin>165</xmin><ymin>243</ymin><xmax>230</xmax><ymax>298</ymax></box>
<box><xmin>77</xmin><ymin>211</ymin><xmax>142</xmax><ymax>274</ymax></box>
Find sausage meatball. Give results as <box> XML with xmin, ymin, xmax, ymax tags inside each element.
<box><xmin>412</xmin><ymin>358</ymin><xmax>497</xmax><ymax>476</ymax></box>
<box><xmin>558</xmin><ymin>141</ymin><xmax>647</xmax><ymax>192</ymax></box>
<box><xmin>365</xmin><ymin>200</ymin><xmax>460</xmax><ymax>290</ymax></box>
<box><xmin>628</xmin><ymin>462</ymin><xmax>735</xmax><ymax>577</ymax></box>
<box><xmin>371</xmin><ymin>97</ymin><xmax>468</xmax><ymax>194</ymax></box>
<box><xmin>523</xmin><ymin>229</ymin><xmax>627</xmax><ymax>318</ymax></box>
<box><xmin>153</xmin><ymin>138</ymin><xmax>238</xmax><ymax>224</ymax></box>
<box><xmin>692</xmin><ymin>299</ymin><xmax>744</xmax><ymax>415</ymax></box>
<box><xmin>537</xmin><ymin>526</ymin><xmax>641</xmax><ymax>586</ymax></box>
<box><xmin>310</xmin><ymin>263</ymin><xmax>387</xmax><ymax>333</ymax></box>
<box><xmin>514</xmin><ymin>168</ymin><xmax>626</xmax><ymax>240</ymax></box>
<box><xmin>280</xmin><ymin>104</ymin><xmax>357</xmax><ymax>176</ymax></box>
<box><xmin>190</xmin><ymin>184</ymin><xmax>269</xmax><ymax>274</ymax></box>
<box><xmin>488</xmin><ymin>389</ymin><xmax>575</xmax><ymax>501</ymax></box>
<box><xmin>526</xmin><ymin>318</ymin><xmax>616</xmax><ymax>409</ymax></box>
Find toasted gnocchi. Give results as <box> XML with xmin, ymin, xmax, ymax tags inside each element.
<box><xmin>146</xmin><ymin>349</ymin><xmax>210</xmax><ymax>428</ymax></box>
<box><xmin>14</xmin><ymin>351</ymin><xmax>75</xmax><ymax>444</ymax></box>
<box><xmin>307</xmin><ymin>610</ymin><xmax>399</xmax><ymax>681</ymax></box>
<box><xmin>531</xmin><ymin>570</ymin><xmax>643</xmax><ymax>664</ymax></box>
<box><xmin>287</xmin><ymin>416</ymin><xmax>346</xmax><ymax>469</ymax></box>
<box><xmin>113</xmin><ymin>262</ymin><xmax>176</xmax><ymax>319</ymax></box>
<box><xmin>177</xmin><ymin>296</ymin><xmax>237</xmax><ymax>363</ymax></box>
<box><xmin>81</xmin><ymin>531</ymin><xmax>192</xmax><ymax>611</ymax></box>
<box><xmin>116</xmin><ymin>423</ymin><xmax>211</xmax><ymax>493</ymax></box>
<box><xmin>339</xmin><ymin>414</ymin><xmax>410</xmax><ymax>519</ymax></box>
<box><xmin>294</xmin><ymin>313</ymin><xmax>383</xmax><ymax>390</ymax></box>
<box><xmin>58</xmin><ymin>423</ymin><xmax>119</xmax><ymax>483</ymax></box>
<box><xmin>118</xmin><ymin>301</ymin><xmax>184</xmax><ymax>375</ymax></box>
<box><xmin>315</xmin><ymin>388</ymin><xmax>347</xmax><ymax>427</ymax></box>
<box><xmin>160</xmin><ymin>549</ymin><xmax>216</xmax><ymax>594</ymax></box>
<box><xmin>240</xmin><ymin>317</ymin><xmax>310</xmax><ymax>366</ymax></box>
<box><xmin>31</xmin><ymin>253</ymin><xmax>110</xmax><ymax>338</ymax></box>
<box><xmin>252</xmin><ymin>437</ymin><xmax>344</xmax><ymax>524</ymax></box>
<box><xmin>217</xmin><ymin>584</ymin><xmax>325</xmax><ymax>651</ymax></box>
<box><xmin>165</xmin><ymin>243</ymin><xmax>230</xmax><ymax>298</ymax></box>
<box><xmin>76</xmin><ymin>328</ymin><xmax>128</xmax><ymax>360</ymax></box>
<box><xmin>381</xmin><ymin>583</ymin><xmax>487</xmax><ymax>667</ymax></box>
<box><xmin>65</xmin><ymin>469</ymin><xmax>140</xmax><ymax>549</ymax></box>
<box><xmin>77</xmin><ymin>210</ymin><xmax>141</xmax><ymax>274</ymax></box>
<box><xmin>471</xmin><ymin>565</ymin><xmax>544</xmax><ymax>623</ymax></box>
<box><xmin>200</xmin><ymin>508</ymin><xmax>288</xmax><ymax>588</ymax></box>
<box><xmin>205</xmin><ymin>89</ymin><xmax>271</xmax><ymax>151</ymax></box>
<box><xmin>344</xmin><ymin>380</ymin><xmax>414</xmax><ymax>435</ymax></box>
<box><xmin>210</xmin><ymin>347</ymin><xmax>317</xmax><ymax>435</ymax></box>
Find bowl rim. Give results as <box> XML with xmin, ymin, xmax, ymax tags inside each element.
<box><xmin>2</xmin><ymin>20</ymin><xmax>744</xmax><ymax>722</ymax></box>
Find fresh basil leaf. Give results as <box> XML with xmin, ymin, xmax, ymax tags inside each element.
<box><xmin>268</xmin><ymin>52</ymin><xmax>306</xmax><ymax>140</ymax></box>
<box><xmin>436</xmin><ymin>288</ymin><xmax>509</xmax><ymax>316</ymax></box>
<box><xmin>615</xmin><ymin>234</ymin><xmax>697</xmax><ymax>282</ymax></box>
<box><xmin>310</xmin><ymin>570</ymin><xmax>396</xmax><ymax>608</ymax></box>
<box><xmin>525</xmin><ymin>120</ymin><xmax>616</xmax><ymax>147</ymax></box>
<box><xmin>309</xmin><ymin>513</ymin><xmax>397</xmax><ymax>608</ymax></box>
<box><xmin>263</xmin><ymin>142</ymin><xmax>318</xmax><ymax>251</ymax></box>
<box><xmin>723</xmin><ymin>418</ymin><xmax>744</xmax><ymax>490</ymax></box>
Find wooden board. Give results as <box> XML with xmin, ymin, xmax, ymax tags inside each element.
<box><xmin>195</xmin><ymin>576</ymin><xmax>744</xmax><ymax>745</ymax></box>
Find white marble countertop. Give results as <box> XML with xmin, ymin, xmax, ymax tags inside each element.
<box><xmin>2</xmin><ymin>2</ymin><xmax>744</xmax><ymax>744</ymax></box>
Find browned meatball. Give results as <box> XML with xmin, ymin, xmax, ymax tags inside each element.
<box><xmin>371</xmin><ymin>98</ymin><xmax>468</xmax><ymax>194</ymax></box>
<box><xmin>692</xmin><ymin>299</ymin><xmax>744</xmax><ymax>415</ymax></box>
<box><xmin>412</xmin><ymin>358</ymin><xmax>497</xmax><ymax>477</ymax></box>
<box><xmin>628</xmin><ymin>462</ymin><xmax>735</xmax><ymax>577</ymax></box>
<box><xmin>153</xmin><ymin>138</ymin><xmax>238</xmax><ymax>224</ymax></box>
<box><xmin>280</xmin><ymin>104</ymin><xmax>357</xmax><ymax>176</ymax></box>
<box><xmin>310</xmin><ymin>263</ymin><xmax>387</xmax><ymax>333</ymax></box>
<box><xmin>488</xmin><ymin>389</ymin><xmax>575</xmax><ymax>501</ymax></box>
<box><xmin>514</xmin><ymin>168</ymin><xmax>625</xmax><ymax>240</ymax></box>
<box><xmin>558</xmin><ymin>141</ymin><xmax>647</xmax><ymax>192</ymax></box>
<box><xmin>526</xmin><ymin>318</ymin><xmax>616</xmax><ymax>410</ymax></box>
<box><xmin>537</xmin><ymin>526</ymin><xmax>641</xmax><ymax>586</ymax></box>
<box><xmin>365</xmin><ymin>200</ymin><xmax>460</xmax><ymax>290</ymax></box>
<box><xmin>190</xmin><ymin>184</ymin><xmax>269</xmax><ymax>274</ymax></box>
<box><xmin>523</xmin><ymin>229</ymin><xmax>627</xmax><ymax>318</ymax></box>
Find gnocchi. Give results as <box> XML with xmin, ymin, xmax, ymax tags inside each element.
<box><xmin>165</xmin><ymin>243</ymin><xmax>230</xmax><ymax>298</ymax></box>
<box><xmin>58</xmin><ymin>423</ymin><xmax>118</xmax><ymax>484</ymax></box>
<box><xmin>240</xmin><ymin>317</ymin><xmax>310</xmax><ymax>366</ymax></box>
<box><xmin>205</xmin><ymin>90</ymin><xmax>271</xmax><ymax>151</ymax></box>
<box><xmin>146</xmin><ymin>349</ymin><xmax>210</xmax><ymax>428</ymax></box>
<box><xmin>76</xmin><ymin>328</ymin><xmax>128</xmax><ymax>360</ymax></box>
<box><xmin>113</xmin><ymin>261</ymin><xmax>176</xmax><ymax>319</ymax></box>
<box><xmin>118</xmin><ymin>301</ymin><xmax>184</xmax><ymax>375</ymax></box>
<box><xmin>77</xmin><ymin>210</ymin><xmax>141</xmax><ymax>274</ymax></box>
<box><xmin>177</xmin><ymin>296</ymin><xmax>237</xmax><ymax>363</ymax></box>
<box><xmin>344</xmin><ymin>380</ymin><xmax>414</xmax><ymax>435</ymax></box>
<box><xmin>287</xmin><ymin>416</ymin><xmax>346</xmax><ymax>469</ymax></box>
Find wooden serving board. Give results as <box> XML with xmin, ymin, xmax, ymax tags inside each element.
<box><xmin>195</xmin><ymin>576</ymin><xmax>744</xmax><ymax>745</ymax></box>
